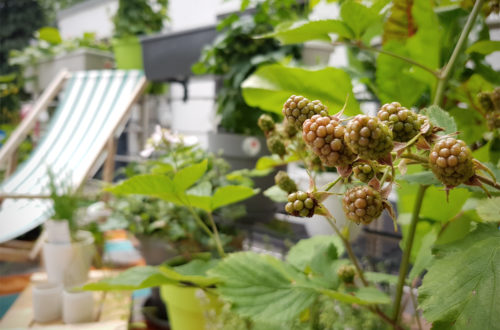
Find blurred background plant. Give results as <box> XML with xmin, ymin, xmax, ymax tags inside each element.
<box><xmin>192</xmin><ymin>0</ymin><xmax>305</xmax><ymax>136</ymax></box>
<box><xmin>112</xmin><ymin>0</ymin><xmax>168</xmax><ymax>39</ymax></box>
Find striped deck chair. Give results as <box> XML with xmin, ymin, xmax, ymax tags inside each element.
<box><xmin>0</xmin><ymin>70</ymin><xmax>147</xmax><ymax>244</ymax></box>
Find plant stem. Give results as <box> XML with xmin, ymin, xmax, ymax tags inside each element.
<box><xmin>400</xmin><ymin>153</ymin><xmax>429</xmax><ymax>164</ymax></box>
<box><xmin>477</xmin><ymin>174</ymin><xmax>500</xmax><ymax>190</ymax></box>
<box><xmin>392</xmin><ymin>184</ymin><xmax>428</xmax><ymax>323</ymax></box>
<box><xmin>324</xmin><ymin>214</ymin><xmax>368</xmax><ymax>286</ymax></box>
<box><xmin>340</xmin><ymin>41</ymin><xmax>440</xmax><ymax>78</ymax></box>
<box><xmin>207</xmin><ymin>212</ymin><xmax>226</xmax><ymax>258</ymax></box>
<box><xmin>433</xmin><ymin>0</ymin><xmax>485</xmax><ymax>105</ymax></box>
<box><xmin>322</xmin><ymin>175</ymin><xmax>343</xmax><ymax>192</ymax></box>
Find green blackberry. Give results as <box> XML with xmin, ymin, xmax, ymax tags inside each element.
<box><xmin>344</xmin><ymin>115</ymin><xmax>393</xmax><ymax>160</ymax></box>
<box><xmin>377</xmin><ymin>102</ymin><xmax>422</xmax><ymax>142</ymax></box>
<box><xmin>302</xmin><ymin>115</ymin><xmax>356</xmax><ymax>167</ymax></box>
<box><xmin>342</xmin><ymin>185</ymin><xmax>383</xmax><ymax>224</ymax></box>
<box><xmin>258</xmin><ymin>114</ymin><xmax>275</xmax><ymax>133</ymax></box>
<box><xmin>266</xmin><ymin>135</ymin><xmax>286</xmax><ymax>157</ymax></box>
<box><xmin>353</xmin><ymin>164</ymin><xmax>375</xmax><ymax>183</ymax></box>
<box><xmin>285</xmin><ymin>191</ymin><xmax>317</xmax><ymax>217</ymax></box>
<box><xmin>478</xmin><ymin>92</ymin><xmax>495</xmax><ymax>112</ymax></box>
<box><xmin>429</xmin><ymin>137</ymin><xmax>475</xmax><ymax>187</ymax></box>
<box><xmin>491</xmin><ymin>87</ymin><xmax>500</xmax><ymax>110</ymax></box>
<box><xmin>486</xmin><ymin>111</ymin><xmax>500</xmax><ymax>129</ymax></box>
<box><xmin>282</xmin><ymin>95</ymin><xmax>329</xmax><ymax>129</ymax></box>
<box><xmin>275</xmin><ymin>171</ymin><xmax>298</xmax><ymax>194</ymax></box>
<box><xmin>337</xmin><ymin>264</ymin><xmax>356</xmax><ymax>284</ymax></box>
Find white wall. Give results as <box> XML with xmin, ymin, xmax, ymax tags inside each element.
<box><xmin>58</xmin><ymin>0</ymin><xmax>118</xmax><ymax>39</ymax></box>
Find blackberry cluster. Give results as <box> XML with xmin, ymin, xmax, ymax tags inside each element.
<box><xmin>429</xmin><ymin>137</ymin><xmax>475</xmax><ymax>187</ymax></box>
<box><xmin>285</xmin><ymin>191</ymin><xmax>317</xmax><ymax>217</ymax></box>
<box><xmin>282</xmin><ymin>95</ymin><xmax>329</xmax><ymax>129</ymax></box>
<box><xmin>377</xmin><ymin>102</ymin><xmax>423</xmax><ymax>142</ymax></box>
<box><xmin>353</xmin><ymin>164</ymin><xmax>375</xmax><ymax>183</ymax></box>
<box><xmin>274</xmin><ymin>171</ymin><xmax>298</xmax><ymax>194</ymax></box>
<box><xmin>344</xmin><ymin>115</ymin><xmax>394</xmax><ymax>160</ymax></box>
<box><xmin>342</xmin><ymin>186</ymin><xmax>383</xmax><ymax>224</ymax></box>
<box><xmin>337</xmin><ymin>264</ymin><xmax>356</xmax><ymax>284</ymax></box>
<box><xmin>302</xmin><ymin>115</ymin><xmax>356</xmax><ymax>167</ymax></box>
<box><xmin>478</xmin><ymin>89</ymin><xmax>500</xmax><ymax>130</ymax></box>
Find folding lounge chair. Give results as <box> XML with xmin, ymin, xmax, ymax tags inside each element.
<box><xmin>0</xmin><ymin>70</ymin><xmax>147</xmax><ymax>244</ymax></box>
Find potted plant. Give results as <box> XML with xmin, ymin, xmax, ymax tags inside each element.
<box><xmin>9</xmin><ymin>27</ymin><xmax>113</xmax><ymax>95</ymax></box>
<box><xmin>42</xmin><ymin>171</ymin><xmax>95</xmax><ymax>288</ymax></box>
<box><xmin>111</xmin><ymin>0</ymin><xmax>168</xmax><ymax>70</ymax></box>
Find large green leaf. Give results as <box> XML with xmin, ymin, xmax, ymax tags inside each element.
<box><xmin>260</xmin><ymin>20</ymin><xmax>353</xmax><ymax>45</ymax></box>
<box><xmin>408</xmin><ymin>229</ymin><xmax>437</xmax><ymax>281</ymax></box>
<box><xmin>38</xmin><ymin>27</ymin><xmax>62</xmax><ymax>44</ymax></box>
<box><xmin>107</xmin><ymin>175</ymin><xmax>181</xmax><ymax>204</ymax></box>
<box><xmin>211</xmin><ymin>186</ymin><xmax>257</xmax><ymax>211</ymax></box>
<box><xmin>419</xmin><ymin>225</ymin><xmax>500</xmax><ymax>329</ymax></box>
<box><xmin>340</xmin><ymin>1</ymin><xmax>381</xmax><ymax>40</ymax></box>
<box><xmin>209</xmin><ymin>252</ymin><xmax>319</xmax><ymax>322</ymax></box>
<box><xmin>83</xmin><ymin>266</ymin><xmax>173</xmax><ymax>291</ymax></box>
<box><xmin>382</xmin><ymin>0</ymin><xmax>416</xmax><ymax>42</ymax></box>
<box><xmin>476</xmin><ymin>197</ymin><xmax>500</xmax><ymax>222</ymax></box>
<box><xmin>321</xmin><ymin>287</ymin><xmax>391</xmax><ymax>305</ymax></box>
<box><xmin>286</xmin><ymin>235</ymin><xmax>344</xmax><ymax>272</ymax></box>
<box><xmin>466</xmin><ymin>40</ymin><xmax>500</xmax><ymax>55</ymax></box>
<box><xmin>242</xmin><ymin>64</ymin><xmax>361</xmax><ymax>117</ymax></box>
<box><xmin>421</xmin><ymin>105</ymin><xmax>457</xmax><ymax>135</ymax></box>
<box><xmin>173</xmin><ymin>160</ymin><xmax>207</xmax><ymax>193</ymax></box>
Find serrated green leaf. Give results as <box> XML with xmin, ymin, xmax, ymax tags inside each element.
<box><xmin>476</xmin><ymin>197</ymin><xmax>500</xmax><ymax>222</ymax></box>
<box><xmin>173</xmin><ymin>160</ymin><xmax>207</xmax><ymax>193</ymax></box>
<box><xmin>160</xmin><ymin>265</ymin><xmax>219</xmax><ymax>288</ymax></box>
<box><xmin>364</xmin><ymin>272</ymin><xmax>399</xmax><ymax>285</ymax></box>
<box><xmin>398</xmin><ymin>172</ymin><xmax>440</xmax><ymax>185</ymax></box>
<box><xmin>286</xmin><ymin>236</ymin><xmax>344</xmax><ymax>272</ymax></box>
<box><xmin>172</xmin><ymin>259</ymin><xmax>220</xmax><ymax>277</ymax></box>
<box><xmin>83</xmin><ymin>266</ymin><xmax>173</xmax><ymax>291</ymax></box>
<box><xmin>340</xmin><ymin>1</ymin><xmax>381</xmax><ymax>40</ymax></box>
<box><xmin>408</xmin><ymin>229</ymin><xmax>437</xmax><ymax>281</ymax></box>
<box><xmin>107</xmin><ymin>174</ymin><xmax>181</xmax><ymax>204</ymax></box>
<box><xmin>421</xmin><ymin>105</ymin><xmax>457</xmax><ymax>135</ymax></box>
<box><xmin>209</xmin><ymin>252</ymin><xmax>319</xmax><ymax>322</ymax></box>
<box><xmin>263</xmin><ymin>185</ymin><xmax>288</xmax><ymax>202</ymax></box>
<box><xmin>242</xmin><ymin>64</ymin><xmax>361</xmax><ymax>117</ymax></box>
<box><xmin>466</xmin><ymin>40</ymin><xmax>500</xmax><ymax>55</ymax></box>
<box><xmin>418</xmin><ymin>225</ymin><xmax>500</xmax><ymax>329</ymax></box>
<box><xmin>260</xmin><ymin>19</ymin><xmax>353</xmax><ymax>45</ymax></box>
<box><xmin>211</xmin><ymin>186</ymin><xmax>257</xmax><ymax>211</ymax></box>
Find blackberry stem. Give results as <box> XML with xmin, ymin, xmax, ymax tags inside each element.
<box><xmin>392</xmin><ymin>184</ymin><xmax>428</xmax><ymax>323</ymax></box>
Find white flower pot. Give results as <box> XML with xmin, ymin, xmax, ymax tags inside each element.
<box><xmin>42</xmin><ymin>231</ymin><xmax>95</xmax><ymax>288</ymax></box>
<box><xmin>32</xmin><ymin>282</ymin><xmax>63</xmax><ymax>323</ymax></box>
<box><xmin>286</xmin><ymin>163</ymin><xmax>361</xmax><ymax>239</ymax></box>
<box><xmin>45</xmin><ymin>219</ymin><xmax>72</xmax><ymax>244</ymax></box>
<box><xmin>62</xmin><ymin>289</ymin><xmax>94</xmax><ymax>324</ymax></box>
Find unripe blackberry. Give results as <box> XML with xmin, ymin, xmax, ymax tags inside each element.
<box><xmin>282</xmin><ymin>95</ymin><xmax>328</xmax><ymax>129</ymax></box>
<box><xmin>478</xmin><ymin>92</ymin><xmax>494</xmax><ymax>112</ymax></box>
<box><xmin>491</xmin><ymin>88</ymin><xmax>500</xmax><ymax>110</ymax></box>
<box><xmin>486</xmin><ymin>111</ymin><xmax>500</xmax><ymax>129</ymax></box>
<box><xmin>285</xmin><ymin>191</ymin><xmax>317</xmax><ymax>217</ymax></box>
<box><xmin>302</xmin><ymin>115</ymin><xmax>356</xmax><ymax>167</ymax></box>
<box><xmin>266</xmin><ymin>135</ymin><xmax>286</xmax><ymax>157</ymax></box>
<box><xmin>258</xmin><ymin>114</ymin><xmax>275</xmax><ymax>133</ymax></box>
<box><xmin>337</xmin><ymin>264</ymin><xmax>356</xmax><ymax>284</ymax></box>
<box><xmin>275</xmin><ymin>171</ymin><xmax>298</xmax><ymax>194</ymax></box>
<box><xmin>344</xmin><ymin>115</ymin><xmax>393</xmax><ymax>160</ymax></box>
<box><xmin>283</xmin><ymin>122</ymin><xmax>298</xmax><ymax>138</ymax></box>
<box><xmin>353</xmin><ymin>164</ymin><xmax>375</xmax><ymax>183</ymax></box>
<box><xmin>377</xmin><ymin>102</ymin><xmax>422</xmax><ymax>142</ymax></box>
<box><xmin>429</xmin><ymin>137</ymin><xmax>475</xmax><ymax>187</ymax></box>
<box><xmin>342</xmin><ymin>185</ymin><xmax>383</xmax><ymax>224</ymax></box>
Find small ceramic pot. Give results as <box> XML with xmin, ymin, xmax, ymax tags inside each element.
<box><xmin>62</xmin><ymin>289</ymin><xmax>94</xmax><ymax>324</ymax></box>
<box><xmin>32</xmin><ymin>282</ymin><xmax>62</xmax><ymax>323</ymax></box>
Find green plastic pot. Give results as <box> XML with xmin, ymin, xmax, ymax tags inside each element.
<box><xmin>160</xmin><ymin>284</ymin><xmax>221</xmax><ymax>330</ymax></box>
<box><xmin>112</xmin><ymin>36</ymin><xmax>143</xmax><ymax>69</ymax></box>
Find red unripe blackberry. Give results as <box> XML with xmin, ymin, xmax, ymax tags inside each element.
<box><xmin>285</xmin><ymin>191</ymin><xmax>317</xmax><ymax>217</ymax></box>
<box><xmin>377</xmin><ymin>102</ymin><xmax>422</xmax><ymax>142</ymax></box>
<box><xmin>342</xmin><ymin>185</ymin><xmax>383</xmax><ymax>224</ymax></box>
<box><xmin>344</xmin><ymin>115</ymin><xmax>393</xmax><ymax>160</ymax></box>
<box><xmin>429</xmin><ymin>138</ymin><xmax>475</xmax><ymax>186</ymax></box>
<box><xmin>282</xmin><ymin>95</ymin><xmax>328</xmax><ymax>129</ymax></box>
<box><xmin>302</xmin><ymin>115</ymin><xmax>356</xmax><ymax>167</ymax></box>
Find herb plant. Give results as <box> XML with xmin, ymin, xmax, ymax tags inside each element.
<box><xmin>112</xmin><ymin>0</ymin><xmax>168</xmax><ymax>38</ymax></box>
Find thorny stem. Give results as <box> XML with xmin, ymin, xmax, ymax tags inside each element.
<box><xmin>433</xmin><ymin>0</ymin><xmax>485</xmax><ymax>105</ymax></box>
<box><xmin>392</xmin><ymin>185</ymin><xmax>428</xmax><ymax>323</ymax></box>
<box><xmin>338</xmin><ymin>41</ymin><xmax>440</xmax><ymax>78</ymax></box>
